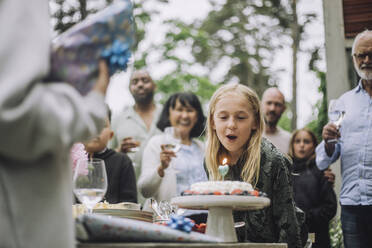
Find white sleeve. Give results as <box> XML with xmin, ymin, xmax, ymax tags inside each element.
<box><xmin>138</xmin><ymin>135</ymin><xmax>163</xmax><ymax>198</ymax></box>
<box><xmin>0</xmin><ymin>82</ymin><xmax>106</xmax><ymax>161</ymax></box>
<box><xmin>0</xmin><ymin>0</ymin><xmax>106</xmax><ymax>161</ymax></box>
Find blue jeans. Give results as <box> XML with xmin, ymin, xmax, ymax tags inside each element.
<box><xmin>341</xmin><ymin>205</ymin><xmax>372</xmax><ymax>248</ymax></box>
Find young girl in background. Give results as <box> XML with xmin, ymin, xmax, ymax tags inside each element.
<box><xmin>289</xmin><ymin>128</ymin><xmax>337</xmax><ymax>248</ymax></box>
<box><xmin>205</xmin><ymin>84</ymin><xmax>302</xmax><ymax>248</ymax></box>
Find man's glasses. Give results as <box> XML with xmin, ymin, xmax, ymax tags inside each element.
<box><xmin>353</xmin><ymin>52</ymin><xmax>372</xmax><ymax>60</ymax></box>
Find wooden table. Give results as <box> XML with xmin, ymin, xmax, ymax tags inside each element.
<box><xmin>78</xmin><ymin>243</ymin><xmax>287</xmax><ymax>248</ymax></box>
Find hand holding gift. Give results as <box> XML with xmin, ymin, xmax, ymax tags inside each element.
<box><xmin>47</xmin><ymin>0</ymin><xmax>135</xmax><ymax>95</ymax></box>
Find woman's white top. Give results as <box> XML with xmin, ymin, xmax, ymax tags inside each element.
<box><xmin>138</xmin><ymin>133</ymin><xmax>207</xmax><ymax>210</ymax></box>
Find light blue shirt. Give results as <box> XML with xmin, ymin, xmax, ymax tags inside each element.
<box><xmin>316</xmin><ymin>81</ymin><xmax>372</xmax><ymax>206</ymax></box>
<box><xmin>172</xmin><ymin>141</ymin><xmax>208</xmax><ymax>195</ymax></box>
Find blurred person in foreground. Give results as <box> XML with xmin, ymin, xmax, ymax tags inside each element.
<box><xmin>289</xmin><ymin>128</ymin><xmax>337</xmax><ymax>248</ymax></box>
<box><xmin>0</xmin><ymin>1</ymin><xmax>111</xmax><ymax>247</ymax></box>
<box><xmin>316</xmin><ymin>30</ymin><xmax>372</xmax><ymax>248</ymax></box>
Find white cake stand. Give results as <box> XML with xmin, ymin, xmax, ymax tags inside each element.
<box><xmin>171</xmin><ymin>195</ymin><xmax>270</xmax><ymax>242</ymax></box>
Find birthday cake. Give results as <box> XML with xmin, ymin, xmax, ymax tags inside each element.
<box><xmin>182</xmin><ymin>181</ymin><xmax>266</xmax><ymax>197</ymax></box>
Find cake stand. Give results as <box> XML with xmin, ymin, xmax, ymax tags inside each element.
<box><xmin>171</xmin><ymin>195</ymin><xmax>270</xmax><ymax>242</ymax></box>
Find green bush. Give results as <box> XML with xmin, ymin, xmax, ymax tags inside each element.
<box><xmin>329</xmin><ymin>216</ymin><xmax>343</xmax><ymax>248</ymax></box>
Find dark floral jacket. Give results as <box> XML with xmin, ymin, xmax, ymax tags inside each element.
<box><xmin>224</xmin><ymin>138</ymin><xmax>302</xmax><ymax>248</ymax></box>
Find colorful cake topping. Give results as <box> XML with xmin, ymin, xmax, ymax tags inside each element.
<box><xmin>181</xmin><ymin>180</ymin><xmax>267</xmax><ymax>197</ymax></box>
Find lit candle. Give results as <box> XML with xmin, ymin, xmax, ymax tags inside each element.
<box><xmin>218</xmin><ymin>158</ymin><xmax>229</xmax><ymax>181</ymax></box>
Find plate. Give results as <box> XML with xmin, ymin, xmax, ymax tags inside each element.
<box><xmin>93</xmin><ymin>209</ymin><xmax>153</xmax><ymax>223</ymax></box>
<box><xmin>171</xmin><ymin>195</ymin><xmax>270</xmax><ymax>211</ymax></box>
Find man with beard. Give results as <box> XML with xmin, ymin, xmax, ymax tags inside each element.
<box><xmin>262</xmin><ymin>87</ymin><xmax>336</xmax><ymax>184</ymax></box>
<box><xmin>110</xmin><ymin>69</ymin><xmax>162</xmax><ymax>205</ymax></box>
<box><xmin>316</xmin><ymin>30</ymin><xmax>372</xmax><ymax>248</ymax></box>
<box><xmin>261</xmin><ymin>87</ymin><xmax>291</xmax><ymax>154</ymax></box>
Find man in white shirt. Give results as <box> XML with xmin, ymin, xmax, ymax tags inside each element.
<box><xmin>110</xmin><ymin>70</ymin><xmax>162</xmax><ymax>204</ymax></box>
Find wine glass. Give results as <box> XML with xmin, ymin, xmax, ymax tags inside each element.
<box><xmin>128</xmin><ymin>138</ymin><xmax>141</xmax><ymax>153</ymax></box>
<box><xmin>73</xmin><ymin>158</ymin><xmax>108</xmax><ymax>214</ymax></box>
<box><xmin>163</xmin><ymin>127</ymin><xmax>181</xmax><ymax>153</ymax></box>
<box><xmin>328</xmin><ymin>99</ymin><xmax>346</xmax><ymax>143</ymax></box>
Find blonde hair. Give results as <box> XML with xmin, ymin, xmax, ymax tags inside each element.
<box><xmin>205</xmin><ymin>84</ymin><xmax>264</xmax><ymax>186</ymax></box>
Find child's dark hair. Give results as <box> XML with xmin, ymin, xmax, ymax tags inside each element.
<box><xmin>156</xmin><ymin>92</ymin><xmax>205</xmax><ymax>138</ymax></box>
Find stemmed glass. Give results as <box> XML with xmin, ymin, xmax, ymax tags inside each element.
<box><xmin>328</xmin><ymin>99</ymin><xmax>346</xmax><ymax>143</ymax></box>
<box><xmin>163</xmin><ymin>127</ymin><xmax>181</xmax><ymax>153</ymax></box>
<box><xmin>73</xmin><ymin>158</ymin><xmax>108</xmax><ymax>214</ymax></box>
<box><xmin>128</xmin><ymin>137</ymin><xmax>141</xmax><ymax>153</ymax></box>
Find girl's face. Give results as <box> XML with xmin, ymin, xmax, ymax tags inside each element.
<box><xmin>169</xmin><ymin>99</ymin><xmax>198</xmax><ymax>137</ymax></box>
<box><xmin>293</xmin><ymin>130</ymin><xmax>315</xmax><ymax>160</ymax></box>
<box><xmin>212</xmin><ymin>93</ymin><xmax>257</xmax><ymax>159</ymax></box>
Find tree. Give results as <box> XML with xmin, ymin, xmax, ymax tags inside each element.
<box><xmin>50</xmin><ymin>0</ymin><xmax>114</xmax><ymax>34</ymax></box>
<box><xmin>306</xmin><ymin>47</ymin><xmax>328</xmax><ymax>142</ymax></box>
<box><xmin>289</xmin><ymin>0</ymin><xmax>316</xmax><ymax>130</ymax></box>
<box><xmin>129</xmin><ymin>1</ymin><xmax>218</xmax><ymax>104</ymax></box>
<box><xmin>290</xmin><ymin>0</ymin><xmax>299</xmax><ymax>130</ymax></box>
<box><xmin>49</xmin><ymin>0</ymin><xmax>319</xmax><ymax>124</ymax></box>
<box><xmin>187</xmin><ymin>0</ymin><xmax>293</xmax><ymax>97</ymax></box>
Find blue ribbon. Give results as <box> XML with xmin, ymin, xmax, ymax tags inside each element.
<box><xmin>101</xmin><ymin>39</ymin><xmax>131</xmax><ymax>74</ymax></box>
<box><xmin>166</xmin><ymin>215</ymin><xmax>195</xmax><ymax>233</ymax></box>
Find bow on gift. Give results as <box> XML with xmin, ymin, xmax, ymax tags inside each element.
<box><xmin>166</xmin><ymin>215</ymin><xmax>195</xmax><ymax>233</ymax></box>
<box><xmin>101</xmin><ymin>39</ymin><xmax>131</xmax><ymax>74</ymax></box>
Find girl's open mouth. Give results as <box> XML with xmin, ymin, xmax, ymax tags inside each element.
<box><xmin>226</xmin><ymin>135</ymin><xmax>237</xmax><ymax>140</ymax></box>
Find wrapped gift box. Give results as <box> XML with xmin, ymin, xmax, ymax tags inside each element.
<box><xmin>76</xmin><ymin>214</ymin><xmax>222</xmax><ymax>243</ymax></box>
<box><xmin>48</xmin><ymin>0</ymin><xmax>135</xmax><ymax>95</ymax></box>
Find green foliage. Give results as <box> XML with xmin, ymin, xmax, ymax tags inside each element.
<box><xmin>305</xmin><ymin>48</ymin><xmax>328</xmax><ymax>142</ymax></box>
<box><xmin>155</xmin><ymin>72</ymin><xmax>218</xmax><ymax>105</ymax></box>
<box><xmin>306</xmin><ymin>71</ymin><xmax>328</xmax><ymax>141</ymax></box>
<box><xmin>329</xmin><ymin>217</ymin><xmax>344</xmax><ymax>248</ymax></box>
<box><xmin>132</xmin><ymin>0</ymin><xmax>169</xmax><ymax>52</ymax></box>
<box><xmin>278</xmin><ymin>108</ymin><xmax>292</xmax><ymax>132</ymax></box>
<box><xmin>50</xmin><ymin>0</ymin><xmax>113</xmax><ymax>34</ymax></box>
<box><xmin>187</xmin><ymin>0</ymin><xmax>293</xmax><ymax>96</ymax></box>
<box><xmin>131</xmin><ymin>0</ymin><xmax>306</xmax><ymax>99</ymax></box>
<box><xmin>49</xmin><ymin>0</ymin><xmax>319</xmax><ymax>126</ymax></box>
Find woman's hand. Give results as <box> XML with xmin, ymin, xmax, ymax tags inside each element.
<box><xmin>157</xmin><ymin>144</ymin><xmax>176</xmax><ymax>177</ymax></box>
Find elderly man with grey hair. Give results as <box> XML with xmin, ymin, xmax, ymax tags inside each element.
<box><xmin>316</xmin><ymin>30</ymin><xmax>372</xmax><ymax>248</ymax></box>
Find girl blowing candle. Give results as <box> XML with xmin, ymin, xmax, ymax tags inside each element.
<box><xmin>205</xmin><ymin>84</ymin><xmax>302</xmax><ymax>248</ymax></box>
